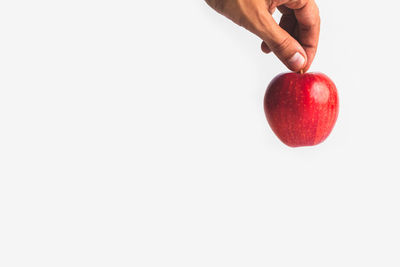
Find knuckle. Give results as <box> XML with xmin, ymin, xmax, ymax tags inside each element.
<box><xmin>270</xmin><ymin>36</ymin><xmax>292</xmax><ymax>54</ymax></box>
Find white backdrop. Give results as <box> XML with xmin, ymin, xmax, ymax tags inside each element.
<box><xmin>0</xmin><ymin>0</ymin><xmax>399</xmax><ymax>266</ymax></box>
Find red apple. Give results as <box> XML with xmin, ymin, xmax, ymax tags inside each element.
<box><xmin>264</xmin><ymin>72</ymin><xmax>339</xmax><ymax>147</ymax></box>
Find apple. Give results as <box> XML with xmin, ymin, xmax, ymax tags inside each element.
<box><xmin>264</xmin><ymin>72</ymin><xmax>339</xmax><ymax>147</ymax></box>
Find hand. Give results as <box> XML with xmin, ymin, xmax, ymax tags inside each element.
<box><xmin>205</xmin><ymin>0</ymin><xmax>320</xmax><ymax>72</ymax></box>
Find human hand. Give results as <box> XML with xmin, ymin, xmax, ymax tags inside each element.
<box><xmin>205</xmin><ymin>0</ymin><xmax>320</xmax><ymax>72</ymax></box>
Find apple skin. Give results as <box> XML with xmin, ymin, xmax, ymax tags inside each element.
<box><xmin>264</xmin><ymin>72</ymin><xmax>339</xmax><ymax>147</ymax></box>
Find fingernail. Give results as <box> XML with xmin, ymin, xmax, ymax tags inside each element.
<box><xmin>287</xmin><ymin>52</ymin><xmax>305</xmax><ymax>71</ymax></box>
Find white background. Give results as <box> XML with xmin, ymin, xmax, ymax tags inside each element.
<box><xmin>0</xmin><ymin>0</ymin><xmax>399</xmax><ymax>266</ymax></box>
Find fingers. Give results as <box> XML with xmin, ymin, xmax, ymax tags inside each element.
<box><xmin>257</xmin><ymin>14</ymin><xmax>307</xmax><ymax>72</ymax></box>
<box><xmin>277</xmin><ymin>7</ymin><xmax>297</xmax><ymax>38</ymax></box>
<box><xmin>261</xmin><ymin>6</ymin><xmax>296</xmax><ymax>54</ymax></box>
<box><xmin>260</xmin><ymin>0</ymin><xmax>320</xmax><ymax>72</ymax></box>
<box><xmin>293</xmin><ymin>0</ymin><xmax>320</xmax><ymax>71</ymax></box>
<box><xmin>205</xmin><ymin>0</ymin><xmax>319</xmax><ymax>72</ymax></box>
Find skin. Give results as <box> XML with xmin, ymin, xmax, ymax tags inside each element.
<box><xmin>205</xmin><ymin>0</ymin><xmax>320</xmax><ymax>72</ymax></box>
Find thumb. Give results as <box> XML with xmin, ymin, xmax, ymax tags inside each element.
<box><xmin>259</xmin><ymin>17</ymin><xmax>307</xmax><ymax>72</ymax></box>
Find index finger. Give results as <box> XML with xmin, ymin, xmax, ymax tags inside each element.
<box><xmin>294</xmin><ymin>0</ymin><xmax>320</xmax><ymax>71</ymax></box>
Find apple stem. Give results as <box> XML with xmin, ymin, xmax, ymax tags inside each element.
<box><xmin>300</xmin><ymin>69</ymin><xmax>304</xmax><ymax>74</ymax></box>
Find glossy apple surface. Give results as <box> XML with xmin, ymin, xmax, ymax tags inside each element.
<box><xmin>264</xmin><ymin>72</ymin><xmax>339</xmax><ymax>147</ymax></box>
